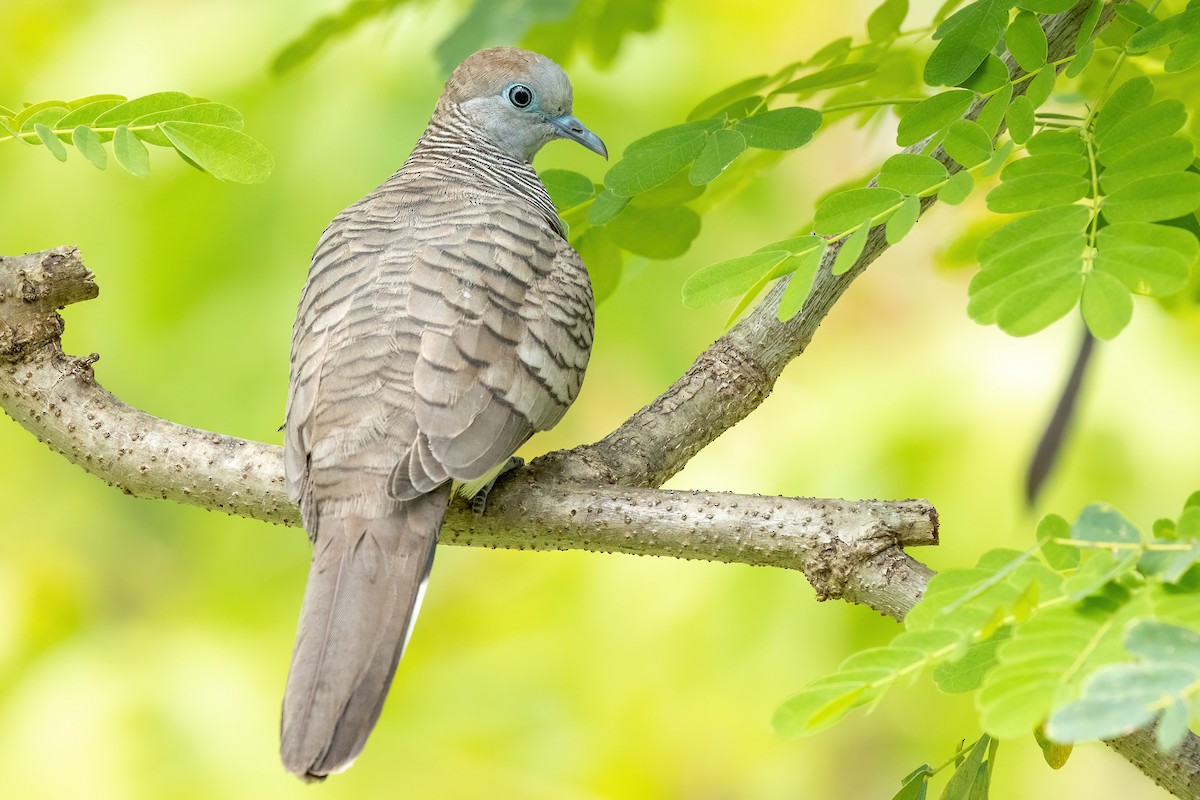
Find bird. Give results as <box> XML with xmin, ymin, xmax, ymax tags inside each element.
<box><xmin>280</xmin><ymin>46</ymin><xmax>606</xmax><ymax>780</ymax></box>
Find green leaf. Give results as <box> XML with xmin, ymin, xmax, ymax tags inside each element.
<box><xmin>1094</xmin><ymin>77</ymin><xmax>1154</xmax><ymax>143</ymax></box>
<box><xmin>1005</xmin><ymin>95</ymin><xmax>1035</xmax><ymax>144</ymax></box>
<box><xmin>66</xmin><ymin>93</ymin><xmax>125</xmax><ymax>110</ymax></box>
<box><xmin>635</xmin><ymin>170</ymin><xmax>706</xmax><ymax>208</ymax></box>
<box><xmin>130</xmin><ymin>102</ymin><xmax>245</xmax><ymax>147</ymax></box>
<box><xmin>606</xmin><ymin>203</ymin><xmax>700</xmax><ymax>259</ymax></box>
<box><xmin>1024</xmin><ymin>64</ymin><xmax>1057</xmax><ymax>108</ymax></box>
<box><xmin>1026</xmin><ymin>129</ymin><xmax>1086</xmax><ymax>156</ymax></box>
<box><xmin>878</xmin><ymin>154</ymin><xmax>949</xmax><ymax>195</ymax></box>
<box><xmin>1015</xmin><ymin>0</ymin><xmax>1078</xmax><ymax>11</ymax></box>
<box><xmin>1034</xmin><ymin>726</ymin><xmax>1073</xmax><ymax>769</ymax></box>
<box><xmin>896</xmin><ymin>89</ymin><xmax>974</xmax><ymax>146</ymax></box>
<box><xmin>960</xmin><ymin>53</ymin><xmax>1010</xmax><ymax>93</ymax></box>
<box><xmin>113</xmin><ymin>125</ymin><xmax>150</xmax><ymax>177</ymax></box>
<box><xmin>1126</xmin><ymin>7</ymin><xmax>1200</xmax><ymax>53</ymax></box>
<box><xmin>975</xmin><ymin>82</ymin><xmax>1013</xmax><ymax>137</ymax></box>
<box><xmin>1070</xmin><ymin>41</ymin><xmax>1096</xmax><ymax>78</ymax></box>
<box><xmin>943</xmin><ymin>119</ymin><xmax>993</xmax><ymax>168</ymax></box>
<box><xmin>1094</xmin><ymin>222</ymin><xmax>1197</xmax><ymax>296</ymax></box>
<box><xmin>270</xmin><ymin>0</ymin><xmax>421</xmax><ymax>74</ymax></box>
<box><xmin>1075</xmin><ymin>0</ymin><xmax>1104</xmax><ymax>50</ymax></box>
<box><xmin>773</xmin><ymin>681</ymin><xmax>871</xmax><ymax>737</ymax></box>
<box><xmin>734</xmin><ymin>107</ymin><xmax>822</xmax><ymax>150</ymax></box>
<box><xmin>934</xmin><ymin>632</ymin><xmax>1008</xmax><ymax>693</ymax></box>
<box><xmin>808</xmin><ymin>36</ymin><xmax>853</xmax><ymax>65</ymax></box>
<box><xmin>1080</xmin><ymin>270</ymin><xmax>1133</xmax><ymax>340</ymax></box>
<box><xmin>93</xmin><ymin>92</ymin><xmax>195</xmax><ymax>128</ymax></box>
<box><xmin>970</xmin><ymin>232</ymin><xmax>1084</xmax><ymax>324</ymax></box>
<box><xmin>688</xmin><ymin>129</ymin><xmax>746</xmax><ymax>185</ymax></box>
<box><xmin>887</xmin><ymin>194</ymin><xmax>922</xmax><ymax>245</ymax></box>
<box><xmin>542</xmin><ymin>169</ymin><xmax>596</xmax><ymax>211</ymax></box>
<box><xmin>986</xmin><ymin>174</ymin><xmax>1088</xmax><ymax>213</ymax></box>
<box><xmin>1102</xmin><ymin>172</ymin><xmax>1200</xmax><ymax>223</ymax></box>
<box><xmin>940</xmin><ymin>736</ymin><xmax>991</xmax><ymax>799</ymax></box>
<box><xmin>978</xmin><ymin>205</ymin><xmax>1091</xmax><ymax>265</ymax></box>
<box><xmin>133</xmin><ymin>102</ymin><xmax>245</xmax><ymax>131</ymax></box>
<box><xmin>939</xmin><ymin>170</ymin><xmax>975</xmax><ymax>205</ymax></box>
<box><xmin>56</xmin><ymin>98</ymin><xmax>125</xmax><ymax>131</ymax></box>
<box><xmin>996</xmin><ymin>271</ymin><xmax>1083</xmax><ymax>335</ymax></box>
<box><xmin>893</xmin><ymin>768</ymin><xmax>931</xmax><ymax>800</ymax></box>
<box><xmin>587</xmin><ymin>189</ymin><xmax>630</xmax><ymax>225</ymax></box>
<box><xmin>19</xmin><ymin>106</ymin><xmax>69</xmax><ymax>133</ymax></box>
<box><xmin>687</xmin><ymin>75</ymin><xmax>771</xmax><ymax>121</ymax></box>
<box><xmin>832</xmin><ymin>221</ymin><xmax>870</xmax><ymax>275</ymax></box>
<box><xmin>34</xmin><ymin>123</ymin><xmax>67</xmax><ymax>161</ymax></box>
<box><xmin>814</xmin><ymin>187</ymin><xmax>904</xmax><ymax>234</ymax></box>
<box><xmin>1165</xmin><ymin>32</ymin><xmax>1200</xmax><ymax>72</ymax></box>
<box><xmin>776</xmin><ymin>243</ymin><xmax>826</xmax><ymax>321</ymax></box>
<box><xmin>1045</xmin><ymin>663</ymin><xmax>1195</xmax><ymax>743</ymax></box>
<box><xmin>1007</xmin><ymin>10</ymin><xmax>1049</xmax><ymax>72</ymax></box>
<box><xmin>1126</xmin><ymin>620</ymin><xmax>1200</xmax><ymax>669</ymax></box>
<box><xmin>1000</xmin><ymin>153</ymin><xmax>1089</xmax><ymax>180</ymax></box>
<box><xmin>0</xmin><ymin>116</ymin><xmax>30</xmax><ymax>146</ymax></box>
<box><xmin>159</xmin><ymin>121</ymin><xmax>273</xmax><ymax>184</ymax></box>
<box><xmin>1157</xmin><ymin>699</ymin><xmax>1191</xmax><ymax>751</ymax></box>
<box><xmin>9</xmin><ymin>100</ymin><xmax>69</xmax><ymax>132</ymax></box>
<box><xmin>1037</xmin><ymin>513</ymin><xmax>1080</xmax><ymax>571</ymax></box>
<box><xmin>1073</xmin><ymin>503</ymin><xmax>1140</xmax><ymax>545</ymax></box>
<box><xmin>1096</xmin><ymin>100</ymin><xmax>1187</xmax><ymax>165</ymax></box>
<box><xmin>682</xmin><ymin>250</ymin><xmax>792</xmax><ymax>308</ymax></box>
<box><xmin>868</xmin><ymin>0</ymin><xmax>909</xmax><ymax>41</ymax></box>
<box><xmin>778</xmin><ymin>63</ymin><xmax>878</xmax><ymax>94</ymax></box>
<box><xmin>1113</xmin><ymin>3</ymin><xmax>1160</xmax><ymax>28</ymax></box>
<box><xmin>72</xmin><ymin>125</ymin><xmax>106</xmax><ymax>169</ymax></box>
<box><xmin>573</xmin><ymin>226</ymin><xmax>623</xmax><ymax>303</ymax></box>
<box><xmin>925</xmin><ymin>0</ymin><xmax>1010</xmax><ymax>86</ymax></box>
<box><xmin>604</xmin><ymin>120</ymin><xmax>719</xmax><ymax>197</ymax></box>
<box><xmin>981</xmin><ymin>138</ymin><xmax>1015</xmax><ymax>176</ymax></box>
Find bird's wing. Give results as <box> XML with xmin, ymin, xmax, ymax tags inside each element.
<box><xmin>390</xmin><ymin>197</ymin><xmax>594</xmax><ymax>499</ymax></box>
<box><xmin>285</xmin><ymin>180</ymin><xmax>593</xmax><ymax>513</ymax></box>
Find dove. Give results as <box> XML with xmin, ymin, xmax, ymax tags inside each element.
<box><xmin>281</xmin><ymin>46</ymin><xmax>606</xmax><ymax>779</ymax></box>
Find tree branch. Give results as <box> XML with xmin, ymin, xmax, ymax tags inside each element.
<box><xmin>0</xmin><ymin>246</ymin><xmax>936</xmax><ymax>620</ymax></box>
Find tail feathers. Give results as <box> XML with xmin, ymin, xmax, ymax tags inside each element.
<box><xmin>280</xmin><ymin>488</ymin><xmax>449</xmax><ymax>780</ymax></box>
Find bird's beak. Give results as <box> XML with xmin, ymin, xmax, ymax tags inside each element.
<box><xmin>550</xmin><ymin>114</ymin><xmax>608</xmax><ymax>159</ymax></box>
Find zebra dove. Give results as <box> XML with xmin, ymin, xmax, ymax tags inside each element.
<box><xmin>281</xmin><ymin>47</ymin><xmax>605</xmax><ymax>780</ymax></box>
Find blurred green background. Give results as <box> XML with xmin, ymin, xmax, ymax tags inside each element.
<box><xmin>3</xmin><ymin>0</ymin><xmax>1199</xmax><ymax>797</ymax></box>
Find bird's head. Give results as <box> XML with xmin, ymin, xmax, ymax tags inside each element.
<box><xmin>441</xmin><ymin>47</ymin><xmax>607</xmax><ymax>164</ymax></box>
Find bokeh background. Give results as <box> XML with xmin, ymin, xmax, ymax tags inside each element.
<box><xmin>3</xmin><ymin>0</ymin><xmax>1199</xmax><ymax>797</ymax></box>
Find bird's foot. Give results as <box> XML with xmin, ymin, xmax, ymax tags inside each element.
<box><xmin>471</xmin><ymin>456</ymin><xmax>525</xmax><ymax>516</ymax></box>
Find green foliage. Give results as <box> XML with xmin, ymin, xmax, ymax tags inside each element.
<box><xmin>971</xmin><ymin>70</ymin><xmax>1200</xmax><ymax>339</ymax></box>
<box><xmin>0</xmin><ymin>93</ymin><xmax>272</xmax><ymax>183</ymax></box>
<box><xmin>665</xmin><ymin>0</ymin><xmax>1200</xmax><ymax>341</ymax></box>
<box><xmin>925</xmin><ymin>0</ymin><xmax>1009</xmax><ymax>87</ymax></box>
<box><xmin>270</xmin><ymin>0</ymin><xmax>664</xmax><ymax>76</ymax></box>
<box><xmin>777</xmin><ymin>492</ymin><xmax>1200</xmax><ymax>781</ymax></box>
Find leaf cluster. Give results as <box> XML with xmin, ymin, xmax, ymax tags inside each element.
<box><xmin>270</xmin><ymin>0</ymin><xmax>665</xmax><ymax>77</ymax></box>
<box><xmin>676</xmin><ymin>0</ymin><xmax>1200</xmax><ymax>340</ymax></box>
<box><xmin>775</xmin><ymin>492</ymin><xmax>1200</xmax><ymax>787</ymax></box>
<box><xmin>0</xmin><ymin>93</ymin><xmax>273</xmax><ymax>183</ymax></box>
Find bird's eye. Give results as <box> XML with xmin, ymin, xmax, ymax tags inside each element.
<box><xmin>507</xmin><ymin>84</ymin><xmax>534</xmax><ymax>109</ymax></box>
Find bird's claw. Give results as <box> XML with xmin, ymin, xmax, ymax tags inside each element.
<box><xmin>471</xmin><ymin>456</ymin><xmax>525</xmax><ymax>516</ymax></box>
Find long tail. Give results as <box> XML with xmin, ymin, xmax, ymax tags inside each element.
<box><xmin>280</xmin><ymin>487</ymin><xmax>450</xmax><ymax>780</ymax></box>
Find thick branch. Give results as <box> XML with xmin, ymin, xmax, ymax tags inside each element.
<box><xmin>0</xmin><ymin>246</ymin><xmax>936</xmax><ymax>619</ymax></box>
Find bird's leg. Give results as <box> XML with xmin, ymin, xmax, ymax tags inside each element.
<box><xmin>471</xmin><ymin>456</ymin><xmax>525</xmax><ymax>515</ymax></box>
